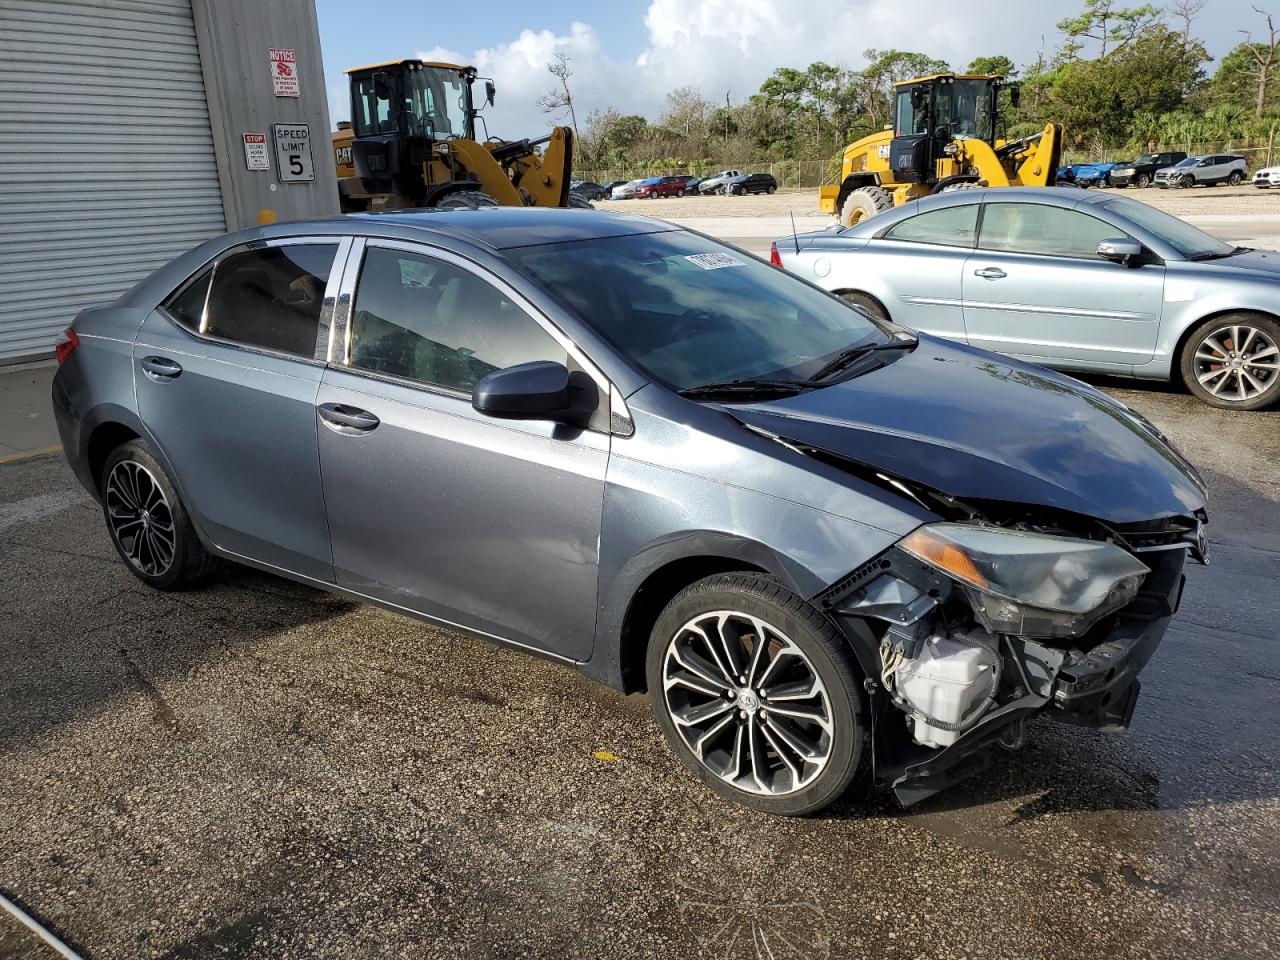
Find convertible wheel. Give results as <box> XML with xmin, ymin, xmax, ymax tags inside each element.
<box><xmin>647</xmin><ymin>573</ymin><xmax>865</xmax><ymax>815</ymax></box>
<box><xmin>838</xmin><ymin>290</ymin><xmax>890</xmax><ymax>322</ymax></box>
<box><xmin>1181</xmin><ymin>314</ymin><xmax>1280</xmax><ymax>410</ymax></box>
<box><xmin>102</xmin><ymin>440</ymin><xmax>216</xmax><ymax>589</ymax></box>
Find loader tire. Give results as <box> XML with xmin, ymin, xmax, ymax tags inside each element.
<box><xmin>436</xmin><ymin>190</ymin><xmax>500</xmax><ymax>210</ymax></box>
<box><xmin>939</xmin><ymin>181</ymin><xmax>983</xmax><ymax>193</ymax></box>
<box><xmin>568</xmin><ymin>193</ymin><xmax>595</xmax><ymax>210</ymax></box>
<box><xmin>839</xmin><ymin>186</ymin><xmax>893</xmax><ymax>227</ymax></box>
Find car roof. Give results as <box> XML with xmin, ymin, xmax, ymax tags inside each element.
<box><xmin>248</xmin><ymin>208</ymin><xmax>679</xmax><ymax>252</ymax></box>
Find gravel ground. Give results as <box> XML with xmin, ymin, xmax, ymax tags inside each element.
<box><xmin>606</xmin><ymin>184</ymin><xmax>1280</xmax><ymax>219</ymax></box>
<box><xmin>1</xmin><ymin>382</ymin><xmax>1278</xmax><ymax>960</ymax></box>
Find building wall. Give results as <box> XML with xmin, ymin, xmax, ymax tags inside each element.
<box><xmin>191</xmin><ymin>0</ymin><xmax>338</xmax><ymax>231</ymax></box>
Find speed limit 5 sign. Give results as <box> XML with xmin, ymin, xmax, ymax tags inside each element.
<box><xmin>272</xmin><ymin>123</ymin><xmax>315</xmax><ymax>183</ymax></box>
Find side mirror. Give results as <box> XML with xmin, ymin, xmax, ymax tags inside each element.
<box><xmin>485</xmin><ymin>81</ymin><xmax>496</xmax><ymax>107</ymax></box>
<box><xmin>472</xmin><ymin>361</ymin><xmax>596</xmax><ymax>422</ymax></box>
<box><xmin>1097</xmin><ymin>238</ymin><xmax>1142</xmax><ymax>265</ymax></box>
<box><xmin>911</xmin><ymin>88</ymin><xmax>928</xmax><ymax>111</ymax></box>
<box><xmin>1009</xmin><ymin>84</ymin><xmax>1022</xmax><ymax>108</ymax></box>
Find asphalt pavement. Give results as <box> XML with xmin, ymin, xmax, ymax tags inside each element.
<box><xmin>1</xmin><ymin>216</ymin><xmax>1278</xmax><ymax>960</ymax></box>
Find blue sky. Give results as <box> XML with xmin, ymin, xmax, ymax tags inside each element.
<box><xmin>314</xmin><ymin>0</ymin><xmax>1269</xmax><ymax>132</ymax></box>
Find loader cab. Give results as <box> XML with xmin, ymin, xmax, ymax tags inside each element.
<box><xmin>346</xmin><ymin>59</ymin><xmax>485</xmax><ymax>204</ymax></box>
<box><xmin>890</xmin><ymin>74</ymin><xmax>1010</xmax><ymax>185</ymax></box>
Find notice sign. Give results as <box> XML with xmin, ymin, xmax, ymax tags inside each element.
<box><xmin>242</xmin><ymin>133</ymin><xmax>269</xmax><ymax>171</ymax></box>
<box><xmin>269</xmin><ymin>48</ymin><xmax>299</xmax><ymax>97</ymax></box>
<box><xmin>273</xmin><ymin>123</ymin><xmax>315</xmax><ymax>182</ymax></box>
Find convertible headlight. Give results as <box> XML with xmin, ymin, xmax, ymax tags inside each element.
<box><xmin>900</xmin><ymin>523</ymin><xmax>1149</xmax><ymax>639</ymax></box>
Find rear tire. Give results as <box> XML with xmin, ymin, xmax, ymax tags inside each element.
<box><xmin>435</xmin><ymin>190</ymin><xmax>500</xmax><ymax>210</ymax></box>
<box><xmin>646</xmin><ymin>573</ymin><xmax>867</xmax><ymax>816</ymax></box>
<box><xmin>839</xmin><ymin>185</ymin><xmax>894</xmax><ymax>227</ymax></box>
<box><xmin>568</xmin><ymin>193</ymin><xmax>595</xmax><ymax>210</ymax></box>
<box><xmin>101</xmin><ymin>441</ymin><xmax>217</xmax><ymax>590</ymax></box>
<box><xmin>1180</xmin><ymin>313</ymin><xmax>1280</xmax><ymax>410</ymax></box>
<box><xmin>837</xmin><ymin>290</ymin><xmax>890</xmax><ymax>322</ymax></box>
<box><xmin>939</xmin><ymin>181</ymin><xmax>983</xmax><ymax>193</ymax></box>
<box><xmin>767</xmin><ymin>185</ymin><xmax>777</xmax><ymax>194</ymax></box>
<box><xmin>1228</xmin><ymin>171</ymin><xmax>1245</xmax><ymax>185</ymax></box>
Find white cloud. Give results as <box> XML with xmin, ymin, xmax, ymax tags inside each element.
<box><xmin>326</xmin><ymin>0</ymin><xmax>1207</xmax><ymax>139</ymax></box>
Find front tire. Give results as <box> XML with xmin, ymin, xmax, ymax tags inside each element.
<box><xmin>101</xmin><ymin>441</ymin><xmax>216</xmax><ymax>590</ymax></box>
<box><xmin>1135</xmin><ymin>173</ymin><xmax>1151</xmax><ymax>188</ymax></box>
<box><xmin>1180</xmin><ymin>313</ymin><xmax>1280</xmax><ymax>410</ymax></box>
<box><xmin>435</xmin><ymin>190</ymin><xmax>500</xmax><ymax>210</ymax></box>
<box><xmin>568</xmin><ymin>193</ymin><xmax>595</xmax><ymax>209</ymax></box>
<box><xmin>839</xmin><ymin>185</ymin><xmax>894</xmax><ymax>227</ymax></box>
<box><xmin>646</xmin><ymin>573</ymin><xmax>866</xmax><ymax>816</ymax></box>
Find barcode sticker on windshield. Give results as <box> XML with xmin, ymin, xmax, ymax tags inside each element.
<box><xmin>685</xmin><ymin>253</ymin><xmax>746</xmax><ymax>270</ymax></box>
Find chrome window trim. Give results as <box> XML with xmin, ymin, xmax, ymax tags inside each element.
<box><xmin>314</xmin><ymin>238</ymin><xmax>355</xmax><ymax>361</ymax></box>
<box><xmin>156</xmin><ymin>236</ymin><xmax>347</xmax><ymax>368</ymax></box>
<box><xmin>335</xmin><ymin>237</ymin><xmax>628</xmax><ymax>434</ymax></box>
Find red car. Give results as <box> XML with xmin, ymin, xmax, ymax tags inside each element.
<box><xmin>635</xmin><ymin>176</ymin><xmax>696</xmax><ymax>198</ymax></box>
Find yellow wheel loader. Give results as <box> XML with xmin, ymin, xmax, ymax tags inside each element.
<box><xmin>331</xmin><ymin>59</ymin><xmax>589</xmax><ymax>212</ymax></box>
<box><xmin>819</xmin><ymin>73</ymin><xmax>1064</xmax><ymax>226</ymax></box>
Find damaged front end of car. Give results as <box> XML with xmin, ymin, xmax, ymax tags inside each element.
<box><xmin>749</xmin><ymin>422</ymin><xmax>1208</xmax><ymax>807</ymax></box>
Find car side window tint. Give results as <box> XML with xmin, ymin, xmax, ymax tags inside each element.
<box><xmin>884</xmin><ymin>204</ymin><xmax>979</xmax><ymax>248</ymax></box>
<box><xmin>162</xmin><ymin>268</ymin><xmax>212</xmax><ymax>331</ymax></box>
<box><xmin>203</xmin><ymin>245</ymin><xmax>337</xmax><ymax>357</ymax></box>
<box><xmin>978</xmin><ymin>204</ymin><xmax>1123</xmax><ymax>260</ymax></box>
<box><xmin>348</xmin><ymin>246</ymin><xmax>568</xmax><ymax>393</ymax></box>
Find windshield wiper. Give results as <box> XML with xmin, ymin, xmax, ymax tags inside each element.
<box><xmin>678</xmin><ymin>377</ymin><xmax>822</xmax><ymax>400</ymax></box>
<box><xmin>809</xmin><ymin>336</ymin><xmax>917</xmax><ymax>382</ymax></box>
<box><xmin>1189</xmin><ymin>246</ymin><xmax>1251</xmax><ymax>261</ymax></box>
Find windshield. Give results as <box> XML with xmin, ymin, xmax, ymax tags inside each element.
<box><xmin>405</xmin><ymin>65</ymin><xmax>472</xmax><ymax>140</ymax></box>
<box><xmin>1099</xmin><ymin>197</ymin><xmax>1234</xmax><ymax>259</ymax></box>
<box><xmin>1174</xmin><ymin>157</ymin><xmax>1199</xmax><ymax>168</ymax></box>
<box><xmin>508</xmin><ymin>231</ymin><xmax>887</xmax><ymax>391</ymax></box>
<box><xmin>1133</xmin><ymin>154</ymin><xmax>1157</xmax><ymax>165</ymax></box>
<box><xmin>935</xmin><ymin>79</ymin><xmax>995</xmax><ymax>141</ymax></box>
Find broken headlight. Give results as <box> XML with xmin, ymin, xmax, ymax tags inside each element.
<box><xmin>899</xmin><ymin>523</ymin><xmax>1149</xmax><ymax>639</ymax></box>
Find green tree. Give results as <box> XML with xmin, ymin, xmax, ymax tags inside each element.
<box><xmin>1056</xmin><ymin>0</ymin><xmax>1163</xmax><ymax>59</ymax></box>
<box><xmin>967</xmin><ymin>55</ymin><xmax>1018</xmax><ymax>77</ymax></box>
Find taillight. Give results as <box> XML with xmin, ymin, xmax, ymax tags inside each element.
<box><xmin>769</xmin><ymin>242</ymin><xmax>783</xmax><ymax>268</ymax></box>
<box><xmin>54</xmin><ymin>327</ymin><xmax>79</xmax><ymax>364</ymax></box>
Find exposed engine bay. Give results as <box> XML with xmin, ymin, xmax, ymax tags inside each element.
<box><xmin>808</xmin><ymin>459</ymin><xmax>1206</xmax><ymax>805</ymax></box>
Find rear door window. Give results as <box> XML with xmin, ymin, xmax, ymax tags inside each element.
<box><xmin>883</xmin><ymin>204</ymin><xmax>979</xmax><ymax>248</ymax></box>
<box><xmin>202</xmin><ymin>244</ymin><xmax>338</xmax><ymax>357</ymax></box>
<box><xmin>347</xmin><ymin>245</ymin><xmax>568</xmax><ymax>394</ymax></box>
<box><xmin>978</xmin><ymin>203</ymin><xmax>1123</xmax><ymax>260</ymax></box>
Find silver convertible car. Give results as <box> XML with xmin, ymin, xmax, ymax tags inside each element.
<box><xmin>54</xmin><ymin>209</ymin><xmax>1207</xmax><ymax>815</ymax></box>
<box><xmin>774</xmin><ymin>188</ymin><xmax>1280</xmax><ymax>410</ymax></box>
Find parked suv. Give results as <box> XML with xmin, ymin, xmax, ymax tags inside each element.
<box><xmin>1109</xmin><ymin>151</ymin><xmax>1187</xmax><ymax>188</ymax></box>
<box><xmin>723</xmin><ymin>172</ymin><xmax>778</xmax><ymax>195</ymax></box>
<box><xmin>1154</xmin><ymin>154</ymin><xmax>1247</xmax><ymax>188</ymax></box>
<box><xmin>1253</xmin><ymin>165</ymin><xmax>1280</xmax><ymax>188</ymax></box>
<box><xmin>696</xmin><ymin>170</ymin><xmax>741</xmax><ymax>194</ymax></box>
<box><xmin>635</xmin><ymin>176</ymin><xmax>697</xmax><ymax>199</ymax></box>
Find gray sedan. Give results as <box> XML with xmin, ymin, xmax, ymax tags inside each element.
<box><xmin>53</xmin><ymin>209</ymin><xmax>1206</xmax><ymax>815</ymax></box>
<box><xmin>774</xmin><ymin>187</ymin><xmax>1280</xmax><ymax>409</ymax></box>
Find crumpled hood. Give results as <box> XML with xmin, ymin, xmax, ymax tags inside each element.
<box><xmin>731</xmin><ymin>336</ymin><xmax>1207</xmax><ymax>524</ymax></box>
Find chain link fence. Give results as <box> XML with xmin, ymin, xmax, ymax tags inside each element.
<box><xmin>578</xmin><ymin>137</ymin><xmax>1280</xmax><ymax>188</ymax></box>
<box><xmin>574</xmin><ymin>159</ymin><xmax>842</xmax><ymax>189</ymax></box>
<box><xmin>1061</xmin><ymin>140</ymin><xmax>1280</xmax><ymax>169</ymax></box>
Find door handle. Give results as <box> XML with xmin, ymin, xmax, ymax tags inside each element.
<box><xmin>318</xmin><ymin>402</ymin><xmax>380</xmax><ymax>432</ymax></box>
<box><xmin>973</xmin><ymin>267</ymin><xmax>1007</xmax><ymax>280</ymax></box>
<box><xmin>140</xmin><ymin>356</ymin><xmax>182</xmax><ymax>380</ymax></box>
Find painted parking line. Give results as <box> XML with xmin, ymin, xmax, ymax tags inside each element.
<box><xmin>0</xmin><ymin>891</ymin><xmax>84</xmax><ymax>960</ymax></box>
<box><xmin>0</xmin><ymin>444</ymin><xmax>63</xmax><ymax>466</ymax></box>
<box><xmin>0</xmin><ymin>490</ymin><xmax>87</xmax><ymax>533</ymax></box>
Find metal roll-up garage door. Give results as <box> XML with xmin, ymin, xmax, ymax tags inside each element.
<box><xmin>0</xmin><ymin>0</ymin><xmax>227</xmax><ymax>362</ymax></box>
